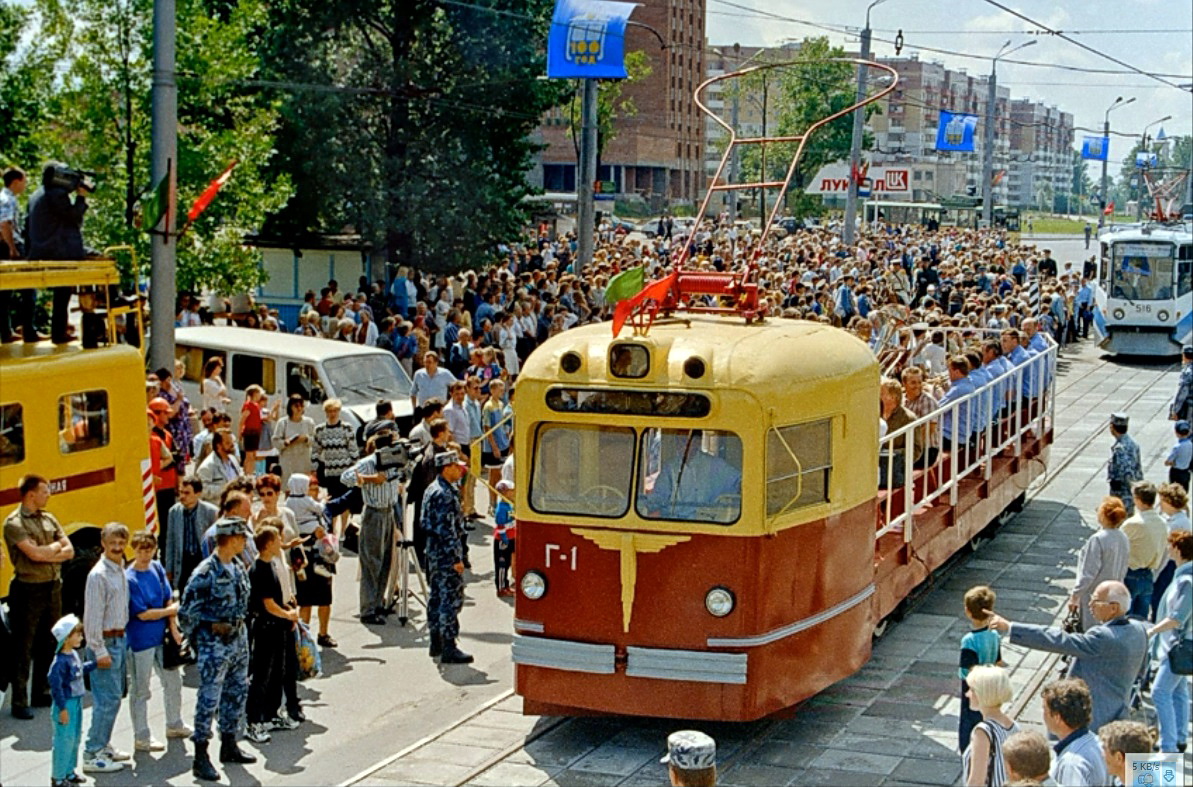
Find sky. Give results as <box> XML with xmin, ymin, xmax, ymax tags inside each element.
<box><xmin>704</xmin><ymin>0</ymin><xmax>1193</xmax><ymax>164</ymax></box>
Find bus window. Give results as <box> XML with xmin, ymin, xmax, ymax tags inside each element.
<box><xmin>766</xmin><ymin>419</ymin><xmax>831</xmax><ymax>517</ymax></box>
<box><xmin>176</xmin><ymin>345</ymin><xmax>224</xmax><ymax>383</ymax></box>
<box><xmin>58</xmin><ymin>391</ymin><xmax>110</xmax><ymax>453</ymax></box>
<box><xmin>230</xmin><ymin>353</ymin><xmax>276</xmax><ymax>394</ymax></box>
<box><xmin>530</xmin><ymin>423</ymin><xmax>634</xmax><ymax>518</ymax></box>
<box><xmin>287</xmin><ymin>362</ymin><xmax>326</xmax><ymax>404</ymax></box>
<box><xmin>636</xmin><ymin>428</ymin><xmax>741</xmax><ymax>525</ymax></box>
<box><xmin>0</xmin><ymin>403</ymin><xmax>25</xmax><ymax>466</ymax></box>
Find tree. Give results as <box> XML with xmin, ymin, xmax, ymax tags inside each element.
<box><xmin>261</xmin><ymin>0</ymin><xmax>569</xmax><ymax>274</ymax></box>
<box><xmin>563</xmin><ymin>50</ymin><xmax>652</xmax><ymax>159</ymax></box>
<box><xmin>0</xmin><ymin>2</ymin><xmax>61</xmax><ymax>168</ymax></box>
<box><xmin>733</xmin><ymin>38</ymin><xmax>876</xmax><ymax>218</ymax></box>
<box><xmin>12</xmin><ymin>0</ymin><xmax>292</xmax><ymax>293</ymax></box>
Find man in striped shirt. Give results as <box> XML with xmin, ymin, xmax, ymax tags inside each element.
<box><xmin>82</xmin><ymin>523</ymin><xmax>131</xmax><ymax>773</ymax></box>
<box><xmin>342</xmin><ymin>434</ymin><xmax>402</xmax><ymax>626</ymax></box>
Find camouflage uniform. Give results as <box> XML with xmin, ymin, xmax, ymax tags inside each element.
<box><xmin>422</xmin><ymin>476</ymin><xmax>465</xmax><ymax>641</ymax></box>
<box><xmin>1173</xmin><ymin>361</ymin><xmax>1193</xmax><ymax>422</ymax></box>
<box><xmin>179</xmin><ymin>552</ymin><xmax>251</xmax><ymax>744</ymax></box>
<box><xmin>1108</xmin><ymin>432</ymin><xmax>1143</xmax><ymax>515</ymax></box>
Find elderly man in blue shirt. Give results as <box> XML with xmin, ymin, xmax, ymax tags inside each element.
<box><xmin>938</xmin><ymin>356</ymin><xmax>977</xmax><ymax>453</ymax></box>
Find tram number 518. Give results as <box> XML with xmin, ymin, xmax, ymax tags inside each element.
<box><xmin>546</xmin><ymin>544</ymin><xmax>579</xmax><ymax>570</ymax></box>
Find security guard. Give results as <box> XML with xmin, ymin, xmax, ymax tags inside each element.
<box><xmin>1171</xmin><ymin>345</ymin><xmax>1193</xmax><ymax>423</ymax></box>
<box><xmin>421</xmin><ymin>450</ymin><xmax>472</xmax><ymax>664</ymax></box>
<box><xmin>179</xmin><ymin>517</ymin><xmax>254</xmax><ymax>781</ymax></box>
<box><xmin>1108</xmin><ymin>413</ymin><xmax>1143</xmax><ymax>515</ymax></box>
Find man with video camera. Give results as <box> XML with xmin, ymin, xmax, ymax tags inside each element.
<box><xmin>26</xmin><ymin>162</ymin><xmax>98</xmax><ymax>345</ymax></box>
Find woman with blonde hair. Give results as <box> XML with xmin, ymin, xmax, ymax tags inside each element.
<box><xmin>961</xmin><ymin>665</ymin><xmax>1018</xmax><ymax>787</ymax></box>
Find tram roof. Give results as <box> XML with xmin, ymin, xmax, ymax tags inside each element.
<box><xmin>519</xmin><ymin>315</ymin><xmax>878</xmax><ymax>397</ymax></box>
<box><xmin>1100</xmin><ymin>222</ymin><xmax>1191</xmax><ymax>243</ymax></box>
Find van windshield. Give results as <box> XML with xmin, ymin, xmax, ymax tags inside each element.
<box><xmin>324</xmin><ymin>354</ymin><xmax>412</xmax><ymax>405</ymax></box>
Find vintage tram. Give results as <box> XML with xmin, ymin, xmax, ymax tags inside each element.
<box><xmin>510</xmin><ymin>316</ymin><xmax>1054</xmax><ymax>720</ymax></box>
<box><xmin>0</xmin><ymin>259</ymin><xmax>155</xmax><ymax>611</ymax></box>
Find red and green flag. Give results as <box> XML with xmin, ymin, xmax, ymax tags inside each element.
<box><xmin>187</xmin><ymin>160</ymin><xmax>237</xmax><ymax>224</ymax></box>
<box><xmin>603</xmin><ymin>264</ymin><xmax>646</xmax><ymax>306</ymax></box>
<box><xmin>141</xmin><ymin>162</ymin><xmax>171</xmax><ymax>232</ymax></box>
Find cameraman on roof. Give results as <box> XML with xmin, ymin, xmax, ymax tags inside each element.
<box><xmin>26</xmin><ymin>162</ymin><xmax>97</xmax><ymax>345</ymax></box>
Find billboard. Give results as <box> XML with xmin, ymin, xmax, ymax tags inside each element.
<box><xmin>807</xmin><ymin>163</ymin><xmax>911</xmax><ymax>195</ymax></box>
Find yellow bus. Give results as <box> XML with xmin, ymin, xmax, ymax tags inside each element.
<box><xmin>0</xmin><ymin>260</ymin><xmax>154</xmax><ymax>613</ymax></box>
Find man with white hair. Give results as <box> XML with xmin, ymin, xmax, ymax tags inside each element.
<box><xmin>988</xmin><ymin>580</ymin><xmax>1147</xmax><ymax>731</ymax></box>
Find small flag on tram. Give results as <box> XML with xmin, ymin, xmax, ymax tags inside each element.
<box><xmin>612</xmin><ymin>271</ymin><xmax>679</xmax><ymax>336</ymax></box>
<box><xmin>603</xmin><ymin>265</ymin><xmax>646</xmax><ymax>305</ymax></box>
<box><xmin>1103</xmin><ymin>201</ymin><xmax>1115</xmax><ymax>216</ymax></box>
<box><xmin>141</xmin><ymin>166</ymin><xmax>171</xmax><ymax>232</ymax></box>
<box><xmin>187</xmin><ymin>160</ymin><xmax>238</xmax><ymax>223</ymax></box>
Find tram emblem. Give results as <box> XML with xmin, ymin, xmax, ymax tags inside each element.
<box><xmin>944</xmin><ymin>115</ymin><xmax>966</xmax><ymax>147</ymax></box>
<box><xmin>566</xmin><ymin>14</ymin><xmax>608</xmax><ymax>66</ymax></box>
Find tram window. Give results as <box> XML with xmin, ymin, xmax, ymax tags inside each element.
<box><xmin>766</xmin><ymin>419</ymin><xmax>831</xmax><ymax>517</ymax></box>
<box><xmin>0</xmin><ymin>403</ymin><xmax>25</xmax><ymax>467</ymax></box>
<box><xmin>58</xmin><ymin>391</ymin><xmax>110</xmax><ymax>454</ymax></box>
<box><xmin>287</xmin><ymin>363</ymin><xmax>326</xmax><ymax>404</ymax></box>
<box><xmin>636</xmin><ymin>428</ymin><xmax>742</xmax><ymax>525</ymax></box>
<box><xmin>230</xmin><ymin>353</ymin><xmax>276</xmax><ymax>394</ymax></box>
<box><xmin>1178</xmin><ymin>260</ymin><xmax>1192</xmax><ymax>298</ymax></box>
<box><xmin>609</xmin><ymin>344</ymin><xmax>649</xmax><ymax>379</ymax></box>
<box><xmin>530</xmin><ymin>423</ymin><xmax>634</xmax><ymax>518</ymax></box>
<box><xmin>545</xmin><ymin>388</ymin><xmax>710</xmax><ymax>417</ymax></box>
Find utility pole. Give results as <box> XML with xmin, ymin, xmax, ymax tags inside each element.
<box><xmin>148</xmin><ymin>0</ymin><xmax>177</xmax><ymax>371</ymax></box>
<box><xmin>844</xmin><ymin>0</ymin><xmax>886</xmax><ymax>246</ymax></box>
<box><xmin>1100</xmin><ymin>96</ymin><xmax>1134</xmax><ymax>228</ymax></box>
<box><xmin>982</xmin><ymin>40</ymin><xmax>1035</xmax><ymax>227</ymax></box>
<box><xmin>759</xmin><ymin>77</ymin><xmax>768</xmax><ymax>223</ymax></box>
<box><xmin>728</xmin><ymin>43</ymin><xmax>741</xmax><ymax>223</ymax></box>
<box><xmin>576</xmin><ymin>77</ymin><xmax>598</xmax><ymax>275</ymax></box>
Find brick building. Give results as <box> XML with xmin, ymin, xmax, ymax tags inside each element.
<box><xmin>1008</xmin><ymin>99</ymin><xmax>1075</xmax><ymax>210</ymax></box>
<box><xmin>537</xmin><ymin>0</ymin><xmax>706</xmax><ymax>210</ymax></box>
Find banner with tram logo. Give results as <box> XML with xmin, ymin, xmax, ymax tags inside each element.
<box><xmin>1081</xmin><ymin>136</ymin><xmax>1109</xmax><ymax>161</ymax></box>
<box><xmin>934</xmin><ymin>111</ymin><xmax>978</xmax><ymax>152</ymax></box>
<box><xmin>547</xmin><ymin>0</ymin><xmax>640</xmax><ymax>79</ymax></box>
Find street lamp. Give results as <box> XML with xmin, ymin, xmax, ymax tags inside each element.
<box><xmin>717</xmin><ymin>43</ymin><xmax>770</xmax><ymax>222</ymax></box>
<box><xmin>1098</xmin><ymin>95</ymin><xmax>1135</xmax><ymax>226</ymax></box>
<box><xmin>844</xmin><ymin>0</ymin><xmax>890</xmax><ymax>245</ymax></box>
<box><xmin>1136</xmin><ymin>115</ymin><xmax>1172</xmax><ymax>219</ymax></box>
<box><xmin>981</xmin><ymin>39</ymin><xmax>1036</xmax><ymax>226</ymax></box>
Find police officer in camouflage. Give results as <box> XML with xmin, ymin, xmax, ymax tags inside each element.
<box><xmin>179</xmin><ymin>517</ymin><xmax>256</xmax><ymax>781</ymax></box>
<box><xmin>1171</xmin><ymin>345</ymin><xmax>1193</xmax><ymax>424</ymax></box>
<box><xmin>422</xmin><ymin>450</ymin><xmax>473</xmax><ymax>664</ymax></box>
<box><xmin>1108</xmin><ymin>413</ymin><xmax>1143</xmax><ymax>516</ymax></box>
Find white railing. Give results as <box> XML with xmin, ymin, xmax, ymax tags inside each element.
<box><xmin>876</xmin><ymin>331</ymin><xmax>1057</xmax><ymax>542</ymax></box>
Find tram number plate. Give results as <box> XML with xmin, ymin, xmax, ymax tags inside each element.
<box><xmin>1132</xmin><ymin>303</ymin><xmax>1152</xmax><ymax>314</ymax></box>
<box><xmin>545</xmin><ymin>544</ymin><xmax>578</xmax><ymax>570</ymax></box>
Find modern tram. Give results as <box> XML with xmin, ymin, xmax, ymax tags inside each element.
<box><xmin>1093</xmin><ymin>221</ymin><xmax>1193</xmax><ymax>356</ymax></box>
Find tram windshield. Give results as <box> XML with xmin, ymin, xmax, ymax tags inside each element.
<box><xmin>1111</xmin><ymin>242</ymin><xmax>1175</xmax><ymax>301</ymax></box>
<box><xmin>530</xmin><ymin>423</ymin><xmax>635</xmax><ymax>517</ymax></box>
<box><xmin>637</xmin><ymin>428</ymin><xmax>742</xmax><ymax>524</ymax></box>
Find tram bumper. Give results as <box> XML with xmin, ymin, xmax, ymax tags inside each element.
<box><xmin>512</xmin><ymin>636</ymin><xmax>748</xmax><ymax>684</ymax></box>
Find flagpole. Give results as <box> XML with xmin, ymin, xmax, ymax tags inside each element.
<box><xmin>149</xmin><ymin>0</ymin><xmax>178</xmax><ymax>372</ymax></box>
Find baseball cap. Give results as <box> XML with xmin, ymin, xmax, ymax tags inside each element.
<box><xmin>52</xmin><ymin>614</ymin><xmax>81</xmax><ymax>652</ymax></box>
<box><xmin>1176</xmin><ymin>420</ymin><xmax>1191</xmax><ymax>436</ymax></box>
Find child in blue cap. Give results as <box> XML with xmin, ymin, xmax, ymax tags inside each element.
<box><xmin>48</xmin><ymin>614</ymin><xmax>98</xmax><ymax>785</ymax></box>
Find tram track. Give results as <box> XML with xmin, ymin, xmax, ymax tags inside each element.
<box><xmin>346</xmin><ymin>354</ymin><xmax>1178</xmax><ymax>787</ymax></box>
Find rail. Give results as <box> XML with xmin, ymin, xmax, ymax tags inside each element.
<box><xmin>468</xmin><ymin>408</ymin><xmax>514</xmax><ymax>504</ymax></box>
<box><xmin>875</xmin><ymin>329</ymin><xmax>1057</xmax><ymax>542</ymax></box>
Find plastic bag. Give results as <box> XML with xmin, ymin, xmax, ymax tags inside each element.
<box><xmin>295</xmin><ymin>621</ymin><xmax>322</xmax><ymax>680</ymax></box>
<box><xmin>319</xmin><ymin>532</ymin><xmax>341</xmax><ymax>564</ymax></box>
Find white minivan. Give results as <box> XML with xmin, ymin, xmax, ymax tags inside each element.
<box><xmin>175</xmin><ymin>326</ymin><xmax>415</xmax><ymax>437</ymax></box>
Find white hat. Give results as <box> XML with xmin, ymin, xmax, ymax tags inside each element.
<box><xmin>288</xmin><ymin>474</ymin><xmax>311</xmax><ymax>496</ymax></box>
<box><xmin>52</xmin><ymin>614</ymin><xmax>81</xmax><ymax>652</ymax></box>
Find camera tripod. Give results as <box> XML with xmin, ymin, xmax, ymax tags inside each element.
<box><xmin>383</xmin><ymin>493</ymin><xmax>427</xmax><ymax>626</ymax></box>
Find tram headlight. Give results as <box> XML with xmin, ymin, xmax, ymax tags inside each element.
<box><xmin>1113</xmin><ymin>308</ymin><xmax>1126</xmax><ymax>321</ymax></box>
<box><xmin>521</xmin><ymin>571</ymin><xmax>547</xmax><ymax>600</ymax></box>
<box><xmin>704</xmin><ymin>586</ymin><xmax>736</xmax><ymax>617</ymax></box>
<box><xmin>1157</xmin><ymin>310</ymin><xmax>1170</xmax><ymax>322</ymax></box>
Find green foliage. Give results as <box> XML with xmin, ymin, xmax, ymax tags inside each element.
<box><xmin>0</xmin><ymin>2</ymin><xmax>61</xmax><ymax>167</ymax></box>
<box><xmin>261</xmin><ymin>0</ymin><xmax>569</xmax><ymax>274</ymax></box>
<box><xmin>3</xmin><ymin>0</ymin><xmax>291</xmax><ymax>294</ymax></box>
<box><xmin>733</xmin><ymin>38</ymin><xmax>874</xmax><ymax>218</ymax></box>
<box><xmin>563</xmin><ymin>50</ymin><xmax>652</xmax><ymax>159</ymax></box>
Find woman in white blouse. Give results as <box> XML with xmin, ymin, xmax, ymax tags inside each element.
<box><xmin>200</xmin><ymin>357</ymin><xmax>231</xmax><ymax>413</ymax></box>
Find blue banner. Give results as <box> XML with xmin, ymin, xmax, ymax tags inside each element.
<box><xmin>547</xmin><ymin>0</ymin><xmax>639</xmax><ymax>79</ymax></box>
<box><xmin>935</xmin><ymin>111</ymin><xmax>978</xmax><ymax>152</ymax></box>
<box><xmin>1081</xmin><ymin>136</ymin><xmax>1109</xmax><ymax>161</ymax></box>
<box><xmin>1135</xmin><ymin>151</ymin><xmax>1158</xmax><ymax>168</ymax></box>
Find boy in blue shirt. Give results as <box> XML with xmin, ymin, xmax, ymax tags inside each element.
<box><xmin>493</xmin><ymin>480</ymin><xmax>516</xmax><ymax>597</ymax></box>
<box><xmin>958</xmin><ymin>585</ymin><xmax>1004</xmax><ymax>753</ymax></box>
<box><xmin>1164</xmin><ymin>420</ymin><xmax>1191</xmax><ymax>491</ymax></box>
<box><xmin>48</xmin><ymin>614</ymin><xmax>98</xmax><ymax>786</ymax></box>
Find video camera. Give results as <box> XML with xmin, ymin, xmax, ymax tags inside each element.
<box><xmin>372</xmin><ymin>433</ymin><xmax>421</xmax><ymax>481</ymax></box>
<box><xmin>45</xmin><ymin>163</ymin><xmax>98</xmax><ymax>194</ymax></box>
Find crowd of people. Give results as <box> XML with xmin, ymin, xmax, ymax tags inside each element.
<box><xmin>3</xmin><ymin>213</ymin><xmax>1192</xmax><ymax>786</ymax></box>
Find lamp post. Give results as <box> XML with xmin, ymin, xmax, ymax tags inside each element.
<box><xmin>717</xmin><ymin>43</ymin><xmax>769</xmax><ymax>223</ymax></box>
<box><xmin>1099</xmin><ymin>96</ymin><xmax>1135</xmax><ymax>227</ymax></box>
<box><xmin>843</xmin><ymin>0</ymin><xmax>888</xmax><ymax>246</ymax></box>
<box><xmin>1136</xmin><ymin>114</ymin><xmax>1171</xmax><ymax>220</ymax></box>
<box><xmin>982</xmin><ymin>39</ymin><xmax>1035</xmax><ymax>226</ymax></box>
